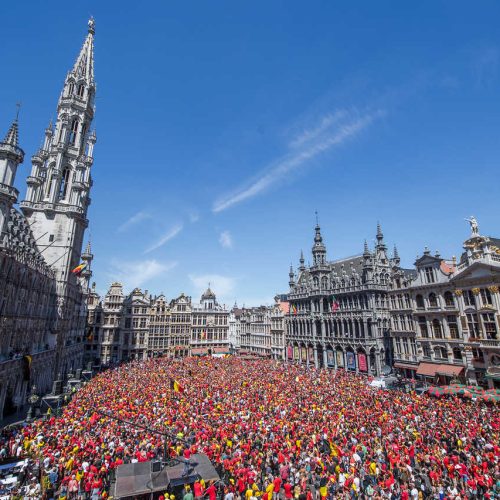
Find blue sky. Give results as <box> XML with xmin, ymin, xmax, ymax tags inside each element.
<box><xmin>1</xmin><ymin>1</ymin><xmax>499</xmax><ymax>306</ymax></box>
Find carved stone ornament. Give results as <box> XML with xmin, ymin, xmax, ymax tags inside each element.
<box><xmin>488</xmin><ymin>285</ymin><xmax>499</xmax><ymax>294</ymax></box>
<box><xmin>454</xmin><ymin>289</ymin><xmax>463</xmax><ymax>296</ymax></box>
<box><xmin>471</xmin><ymin>288</ymin><xmax>480</xmax><ymax>296</ymax></box>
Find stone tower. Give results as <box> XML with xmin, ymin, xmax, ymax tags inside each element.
<box><xmin>20</xmin><ymin>18</ymin><xmax>97</xmax><ymax>375</ymax></box>
<box><xmin>0</xmin><ymin>118</ymin><xmax>24</xmax><ymax>247</ymax></box>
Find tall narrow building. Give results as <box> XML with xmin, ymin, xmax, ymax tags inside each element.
<box><xmin>20</xmin><ymin>18</ymin><xmax>97</xmax><ymax>376</ymax></box>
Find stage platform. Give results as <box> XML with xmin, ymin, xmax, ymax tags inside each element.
<box><xmin>111</xmin><ymin>453</ymin><xmax>220</xmax><ymax>499</ymax></box>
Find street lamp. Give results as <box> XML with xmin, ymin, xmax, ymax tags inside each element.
<box><xmin>26</xmin><ymin>385</ymin><xmax>39</xmax><ymax>422</ymax></box>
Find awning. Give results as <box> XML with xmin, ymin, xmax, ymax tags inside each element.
<box><xmin>191</xmin><ymin>348</ymin><xmax>208</xmax><ymax>355</ymax></box>
<box><xmin>416</xmin><ymin>362</ymin><xmax>441</xmax><ymax>376</ymax></box>
<box><xmin>417</xmin><ymin>362</ymin><xmax>464</xmax><ymax>377</ymax></box>
<box><xmin>394</xmin><ymin>362</ymin><xmax>418</xmax><ymax>371</ymax></box>
<box><xmin>436</xmin><ymin>364</ymin><xmax>464</xmax><ymax>377</ymax></box>
<box><xmin>213</xmin><ymin>347</ymin><xmax>229</xmax><ymax>354</ymax></box>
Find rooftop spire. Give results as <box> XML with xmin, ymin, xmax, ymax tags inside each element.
<box><xmin>71</xmin><ymin>18</ymin><xmax>95</xmax><ymax>82</ymax></box>
<box><xmin>363</xmin><ymin>239</ymin><xmax>370</xmax><ymax>256</ymax></box>
<box><xmin>376</xmin><ymin>221</ymin><xmax>383</xmax><ymax>242</ymax></box>
<box><xmin>393</xmin><ymin>244</ymin><xmax>399</xmax><ymax>259</ymax></box>
<box><xmin>2</xmin><ymin>119</ymin><xmax>19</xmax><ymax>147</ymax></box>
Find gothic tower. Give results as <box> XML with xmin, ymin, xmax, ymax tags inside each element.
<box><xmin>21</xmin><ymin>18</ymin><xmax>96</xmax><ymax>282</ymax></box>
<box><xmin>20</xmin><ymin>18</ymin><xmax>97</xmax><ymax>375</ymax></box>
<box><xmin>0</xmin><ymin>118</ymin><xmax>24</xmax><ymax>246</ymax></box>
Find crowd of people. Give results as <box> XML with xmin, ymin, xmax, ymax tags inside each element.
<box><xmin>1</xmin><ymin>356</ymin><xmax>499</xmax><ymax>499</ymax></box>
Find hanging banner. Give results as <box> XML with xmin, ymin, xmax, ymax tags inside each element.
<box><xmin>346</xmin><ymin>352</ymin><xmax>356</xmax><ymax>370</ymax></box>
<box><xmin>293</xmin><ymin>346</ymin><xmax>299</xmax><ymax>360</ymax></box>
<box><xmin>301</xmin><ymin>347</ymin><xmax>307</xmax><ymax>363</ymax></box>
<box><xmin>308</xmin><ymin>347</ymin><xmax>314</xmax><ymax>364</ymax></box>
<box><xmin>327</xmin><ymin>350</ymin><xmax>335</xmax><ymax>367</ymax></box>
<box><xmin>287</xmin><ymin>345</ymin><xmax>293</xmax><ymax>360</ymax></box>
<box><xmin>336</xmin><ymin>350</ymin><xmax>344</xmax><ymax>367</ymax></box>
<box><xmin>358</xmin><ymin>352</ymin><xmax>368</xmax><ymax>372</ymax></box>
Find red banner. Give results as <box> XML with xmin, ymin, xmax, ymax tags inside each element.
<box><xmin>358</xmin><ymin>352</ymin><xmax>368</xmax><ymax>372</ymax></box>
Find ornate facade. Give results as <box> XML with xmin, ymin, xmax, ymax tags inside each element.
<box><xmin>190</xmin><ymin>288</ymin><xmax>230</xmax><ymax>357</ymax></box>
<box><xmin>0</xmin><ymin>20</ymin><xmax>96</xmax><ymax>420</ymax></box>
<box><xmin>285</xmin><ymin>222</ymin><xmax>412</xmax><ymax>375</ymax></box>
<box><xmin>85</xmin><ymin>286</ymin><xmax>229</xmax><ymax>363</ymax></box>
<box><xmin>390</xmin><ymin>219</ymin><xmax>500</xmax><ymax>388</ymax></box>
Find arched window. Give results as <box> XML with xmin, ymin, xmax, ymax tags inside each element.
<box><xmin>80</xmin><ymin>123</ymin><xmax>88</xmax><ymax>153</ymax></box>
<box><xmin>69</xmin><ymin>118</ymin><xmax>79</xmax><ymax>146</ymax></box>
<box><xmin>434</xmin><ymin>346</ymin><xmax>448</xmax><ymax>359</ymax></box>
<box><xmin>432</xmin><ymin>319</ymin><xmax>443</xmax><ymax>338</ymax></box>
<box><xmin>58</xmin><ymin>168</ymin><xmax>70</xmax><ymax>201</ymax></box>
<box><xmin>444</xmin><ymin>291</ymin><xmax>454</xmax><ymax>307</ymax></box>
<box><xmin>77</xmin><ymin>84</ymin><xmax>85</xmax><ymax>97</ymax></box>
<box><xmin>321</xmin><ymin>276</ymin><xmax>328</xmax><ymax>289</ymax></box>
<box><xmin>416</xmin><ymin>294</ymin><xmax>425</xmax><ymax>308</ymax></box>
<box><xmin>68</xmin><ymin>82</ymin><xmax>75</xmax><ymax>96</ymax></box>
<box><xmin>429</xmin><ymin>293</ymin><xmax>438</xmax><ymax>307</ymax></box>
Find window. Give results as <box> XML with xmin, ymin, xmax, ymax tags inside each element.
<box><xmin>483</xmin><ymin>313</ymin><xmax>498</xmax><ymax>339</ymax></box>
<box><xmin>444</xmin><ymin>291</ymin><xmax>454</xmax><ymax>307</ymax></box>
<box><xmin>49</xmin><ymin>234</ymin><xmax>54</xmax><ymax>242</ymax></box>
<box><xmin>432</xmin><ymin>319</ymin><xmax>443</xmax><ymax>339</ymax></box>
<box><xmin>452</xmin><ymin>348</ymin><xmax>463</xmax><ymax>361</ymax></box>
<box><xmin>428</xmin><ymin>293</ymin><xmax>438</xmax><ymax>307</ymax></box>
<box><xmin>466</xmin><ymin>313</ymin><xmax>480</xmax><ymax>337</ymax></box>
<box><xmin>422</xmin><ymin>343</ymin><xmax>431</xmax><ymax>358</ymax></box>
<box><xmin>68</xmin><ymin>82</ymin><xmax>74</xmax><ymax>95</ymax></box>
<box><xmin>57</xmin><ymin>168</ymin><xmax>70</xmax><ymax>201</ymax></box>
<box><xmin>416</xmin><ymin>294</ymin><xmax>425</xmax><ymax>308</ymax></box>
<box><xmin>77</xmin><ymin>84</ymin><xmax>85</xmax><ymax>97</ymax></box>
<box><xmin>463</xmin><ymin>290</ymin><xmax>476</xmax><ymax>307</ymax></box>
<box><xmin>69</xmin><ymin>118</ymin><xmax>79</xmax><ymax>145</ymax></box>
<box><xmin>418</xmin><ymin>316</ymin><xmax>428</xmax><ymax>337</ymax></box>
<box><xmin>434</xmin><ymin>346</ymin><xmax>448</xmax><ymax>359</ymax></box>
<box><xmin>425</xmin><ymin>267</ymin><xmax>435</xmax><ymax>283</ymax></box>
<box><xmin>480</xmin><ymin>288</ymin><xmax>492</xmax><ymax>306</ymax></box>
<box><xmin>447</xmin><ymin>316</ymin><xmax>459</xmax><ymax>339</ymax></box>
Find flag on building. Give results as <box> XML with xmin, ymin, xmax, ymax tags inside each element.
<box><xmin>72</xmin><ymin>262</ymin><xmax>87</xmax><ymax>275</ymax></box>
<box><xmin>201</xmin><ymin>330</ymin><xmax>207</xmax><ymax>340</ymax></box>
<box><xmin>331</xmin><ymin>296</ymin><xmax>339</xmax><ymax>312</ymax></box>
<box><xmin>291</xmin><ymin>304</ymin><xmax>298</xmax><ymax>315</ymax></box>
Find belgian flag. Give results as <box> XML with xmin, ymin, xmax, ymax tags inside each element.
<box><xmin>170</xmin><ymin>379</ymin><xmax>184</xmax><ymax>393</ymax></box>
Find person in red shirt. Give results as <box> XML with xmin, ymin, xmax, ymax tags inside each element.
<box><xmin>205</xmin><ymin>480</ymin><xmax>217</xmax><ymax>500</ymax></box>
<box><xmin>273</xmin><ymin>476</ymin><xmax>282</xmax><ymax>499</ymax></box>
<box><xmin>283</xmin><ymin>481</ymin><xmax>293</xmax><ymax>499</ymax></box>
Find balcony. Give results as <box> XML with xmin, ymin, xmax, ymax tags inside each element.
<box><xmin>0</xmin><ymin>182</ymin><xmax>19</xmax><ymax>200</ymax></box>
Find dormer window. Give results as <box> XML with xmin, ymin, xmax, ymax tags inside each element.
<box><xmin>424</xmin><ymin>267</ymin><xmax>435</xmax><ymax>284</ymax></box>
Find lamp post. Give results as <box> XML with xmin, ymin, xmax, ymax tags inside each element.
<box><xmin>26</xmin><ymin>385</ymin><xmax>39</xmax><ymax>422</ymax></box>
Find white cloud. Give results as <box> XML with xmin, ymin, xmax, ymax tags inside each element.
<box><xmin>117</xmin><ymin>211</ymin><xmax>151</xmax><ymax>233</ymax></box>
<box><xmin>189</xmin><ymin>274</ymin><xmax>236</xmax><ymax>300</ymax></box>
<box><xmin>108</xmin><ymin>259</ymin><xmax>178</xmax><ymax>289</ymax></box>
<box><xmin>212</xmin><ymin>109</ymin><xmax>384</xmax><ymax>213</ymax></box>
<box><xmin>144</xmin><ymin>224</ymin><xmax>183</xmax><ymax>254</ymax></box>
<box><xmin>288</xmin><ymin>110</ymin><xmax>348</xmax><ymax>149</ymax></box>
<box><xmin>219</xmin><ymin>230</ymin><xmax>233</xmax><ymax>249</ymax></box>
